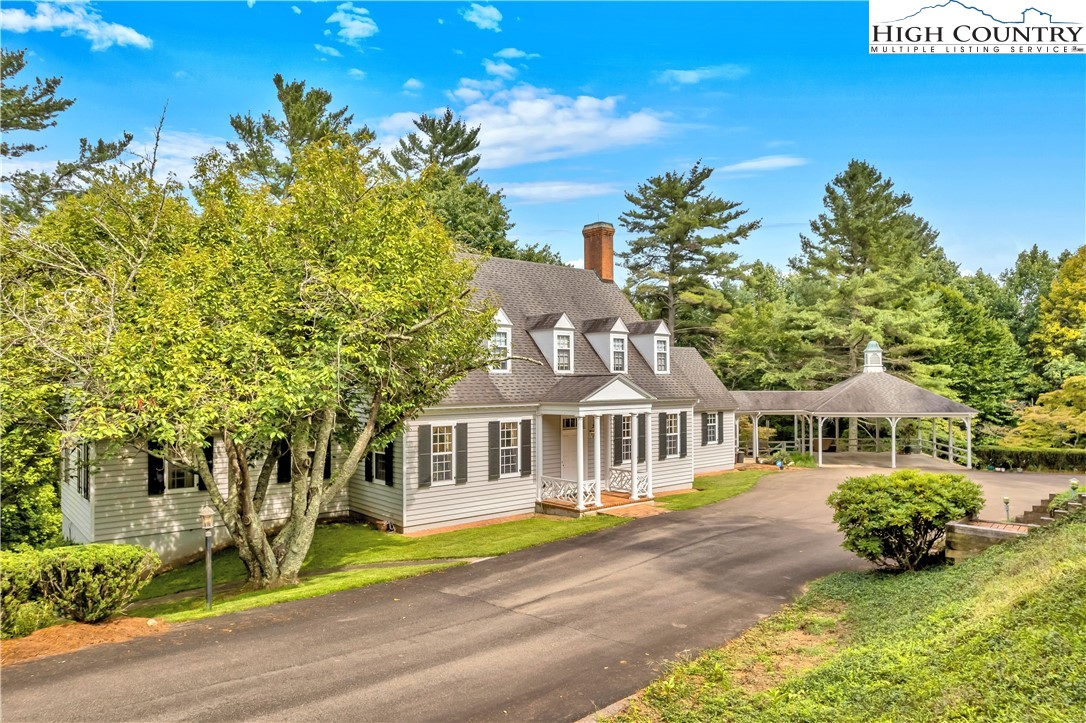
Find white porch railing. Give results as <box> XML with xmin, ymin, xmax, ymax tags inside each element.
<box><xmin>605</xmin><ymin>468</ymin><xmax>633</xmax><ymax>493</ymax></box>
<box><xmin>635</xmin><ymin>474</ymin><xmax>650</xmax><ymax>498</ymax></box>
<box><xmin>541</xmin><ymin>476</ymin><xmax>578</xmax><ymax>504</ymax></box>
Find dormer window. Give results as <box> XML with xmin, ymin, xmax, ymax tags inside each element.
<box><xmin>655</xmin><ymin>338</ymin><xmax>669</xmax><ymax>373</ymax></box>
<box><xmin>490</xmin><ymin>308</ymin><xmax>513</xmax><ymax>373</ymax></box>
<box><xmin>556</xmin><ymin>333</ymin><xmax>572</xmax><ymax>372</ymax></box>
<box><xmin>612</xmin><ymin>336</ymin><xmax>627</xmax><ymax>373</ymax></box>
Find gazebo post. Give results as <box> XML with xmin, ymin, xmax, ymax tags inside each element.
<box><xmin>947</xmin><ymin>418</ymin><xmax>954</xmax><ymax>465</ymax></box>
<box><xmin>889</xmin><ymin>417</ymin><xmax>899</xmax><ymax>469</ymax></box>
<box><xmin>793</xmin><ymin>415</ymin><xmax>798</xmax><ymax>452</ymax></box>
<box><xmin>931</xmin><ymin>419</ymin><xmax>937</xmax><ymax>459</ymax></box>
<box><xmin>817</xmin><ymin>417</ymin><xmax>824</xmax><ymax>467</ymax></box>
<box><xmin>752</xmin><ymin>413</ymin><xmax>761</xmax><ymax>461</ymax></box>
<box><xmin>965</xmin><ymin>417</ymin><xmax>972</xmax><ymax>470</ymax></box>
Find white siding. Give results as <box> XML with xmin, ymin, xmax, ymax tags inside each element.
<box><xmin>89</xmin><ymin>440</ymin><xmax>347</xmax><ymax>565</ymax></box>
<box><xmin>649</xmin><ymin>406</ymin><xmax>696</xmax><ymax>493</ymax></box>
<box><xmin>60</xmin><ymin>445</ymin><xmax>93</xmax><ymax>544</ymax></box>
<box><xmin>692</xmin><ymin>410</ymin><xmax>737</xmax><ymax>474</ymax></box>
<box><xmin>404</xmin><ymin>408</ymin><xmax>537</xmax><ymax>531</ymax></box>
<box><xmin>347</xmin><ymin>437</ymin><xmax>405</xmax><ymax>528</ymax></box>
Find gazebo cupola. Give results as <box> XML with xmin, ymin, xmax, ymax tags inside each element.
<box><xmin>863</xmin><ymin>340</ymin><xmax>884</xmax><ymax>373</ymax></box>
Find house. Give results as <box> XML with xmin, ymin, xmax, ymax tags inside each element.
<box><xmin>60</xmin><ymin>222</ymin><xmax>739</xmax><ymax>564</ymax></box>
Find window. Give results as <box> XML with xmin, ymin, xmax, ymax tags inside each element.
<box><xmin>167</xmin><ymin>461</ymin><xmax>196</xmax><ymax>490</ymax></box>
<box><xmin>432</xmin><ymin>425</ymin><xmax>454</xmax><ymax>483</ymax></box>
<box><xmin>556</xmin><ymin>333</ymin><xmax>572</xmax><ymax>372</ymax></box>
<box><xmin>706</xmin><ymin>414</ymin><xmax>718</xmax><ymax>444</ymax></box>
<box><xmin>500</xmin><ymin>421</ymin><xmax>519</xmax><ymax>475</ymax></box>
<box><xmin>490</xmin><ymin>329</ymin><xmax>510</xmax><ymax>372</ymax></box>
<box><xmin>656</xmin><ymin>338</ymin><xmax>669</xmax><ymax>373</ymax></box>
<box><xmin>562</xmin><ymin>417</ymin><xmax>578</xmax><ymax>430</ymax></box>
<box><xmin>666</xmin><ymin>413</ymin><xmax>679</xmax><ymax>457</ymax></box>
<box><xmin>73</xmin><ymin>442</ymin><xmax>91</xmax><ymax>500</ymax></box>
<box><xmin>612</xmin><ymin>336</ymin><xmax>626</xmax><ymax>373</ymax></box>
<box><xmin>373</xmin><ymin>449</ymin><xmax>387</xmax><ymax>481</ymax></box>
<box><xmin>621</xmin><ymin>417</ymin><xmax>632</xmax><ymax>462</ymax></box>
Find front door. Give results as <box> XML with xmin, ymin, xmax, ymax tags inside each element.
<box><xmin>560</xmin><ymin>423</ymin><xmax>577</xmax><ymax>479</ymax></box>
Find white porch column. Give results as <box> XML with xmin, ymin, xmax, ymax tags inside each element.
<box><xmin>534</xmin><ymin>413</ymin><xmax>543</xmax><ymax>502</ymax></box>
<box><xmin>947</xmin><ymin>418</ymin><xmax>954</xmax><ymax>464</ymax></box>
<box><xmin>735</xmin><ymin>416</ymin><xmax>741</xmax><ymax>457</ymax></box>
<box><xmin>575</xmin><ymin>415</ymin><xmax>585</xmax><ymax>511</ymax></box>
<box><xmin>966</xmin><ymin>417</ymin><xmax>973</xmax><ymax>469</ymax></box>
<box><xmin>817</xmin><ymin>417</ymin><xmax>824</xmax><ymax>467</ymax></box>
<box><xmin>931</xmin><ymin>419</ymin><xmax>937</xmax><ymax>459</ymax></box>
<box><xmin>808</xmin><ymin>416</ymin><xmax>815</xmax><ymax>455</ymax></box>
<box><xmin>630</xmin><ymin>412</ymin><xmax>640</xmax><ymax>501</ymax></box>
<box><xmin>793</xmin><ymin>415</ymin><xmax>798</xmax><ymax>451</ymax></box>
<box><xmin>592</xmin><ymin>415</ymin><xmax>602</xmax><ymax>507</ymax></box>
<box><xmin>752</xmin><ymin>413</ymin><xmax>761</xmax><ymax>461</ymax></box>
<box><xmin>645</xmin><ymin>411</ymin><xmax>654</xmax><ymax>499</ymax></box>
<box><xmin>889</xmin><ymin>417</ymin><xmax>899</xmax><ymax>469</ymax></box>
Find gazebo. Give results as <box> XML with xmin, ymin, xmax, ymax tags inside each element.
<box><xmin>731</xmin><ymin>342</ymin><xmax>978</xmax><ymax>469</ymax></box>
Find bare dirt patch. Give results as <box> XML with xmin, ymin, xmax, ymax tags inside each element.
<box><xmin>1</xmin><ymin>617</ymin><xmax>169</xmax><ymax>667</ymax></box>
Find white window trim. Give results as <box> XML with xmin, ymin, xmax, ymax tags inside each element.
<box><xmin>665</xmin><ymin>413</ymin><xmax>680</xmax><ymax>459</ymax></box>
<box><xmin>431</xmin><ymin>424</ymin><xmax>455</xmax><ymax>486</ymax></box>
<box><xmin>371</xmin><ymin>448</ymin><xmax>389</xmax><ymax>483</ymax></box>
<box><xmin>490</xmin><ymin>327</ymin><xmax>512</xmax><ymax>374</ymax></box>
<box><xmin>555</xmin><ymin>332</ymin><xmax>574</xmax><ymax>374</ymax></box>
<box><xmin>655</xmin><ymin>337</ymin><xmax>670</xmax><ymax>374</ymax></box>
<box><xmin>706</xmin><ymin>414</ymin><xmax>718</xmax><ymax>444</ymax></box>
<box><xmin>498</xmin><ymin>419</ymin><xmax>521</xmax><ymax>478</ymax></box>
<box><xmin>621</xmin><ymin>417</ymin><xmax>633</xmax><ymax>463</ymax></box>
<box><xmin>611</xmin><ymin>334</ymin><xmax>627</xmax><ymax>374</ymax></box>
<box><xmin>165</xmin><ymin>459</ymin><xmax>197</xmax><ymax>493</ymax></box>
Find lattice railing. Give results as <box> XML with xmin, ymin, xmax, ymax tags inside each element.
<box><xmin>605</xmin><ymin>468</ymin><xmax>633</xmax><ymax>493</ymax></box>
<box><xmin>583</xmin><ymin>478</ymin><xmax>599</xmax><ymax>504</ymax></box>
<box><xmin>635</xmin><ymin>474</ymin><xmax>650</xmax><ymax>497</ymax></box>
<box><xmin>542</xmin><ymin>476</ymin><xmax>578</xmax><ymax>504</ymax></box>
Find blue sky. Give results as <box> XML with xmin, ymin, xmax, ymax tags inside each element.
<box><xmin>2</xmin><ymin>1</ymin><xmax>1083</xmax><ymax>277</ymax></box>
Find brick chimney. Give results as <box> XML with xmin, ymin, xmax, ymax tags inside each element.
<box><xmin>583</xmin><ymin>222</ymin><xmax>615</xmax><ymax>283</ymax></box>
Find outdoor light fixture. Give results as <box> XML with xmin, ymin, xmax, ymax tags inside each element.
<box><xmin>1071</xmin><ymin>478</ymin><xmax>1080</xmax><ymax>493</ymax></box>
<box><xmin>199</xmin><ymin>505</ymin><xmax>215</xmax><ymax>610</ymax></box>
<box><xmin>1003</xmin><ymin>495</ymin><xmax>1011</xmax><ymax>522</ymax></box>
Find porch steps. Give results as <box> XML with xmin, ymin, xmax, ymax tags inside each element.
<box><xmin>536</xmin><ymin>495</ymin><xmax>657</xmax><ymax>519</ymax></box>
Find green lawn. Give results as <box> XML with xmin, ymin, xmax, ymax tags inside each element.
<box><xmin>611</xmin><ymin>514</ymin><xmax>1086</xmax><ymax>722</ymax></box>
<box><xmin>655</xmin><ymin>469</ymin><xmax>772</xmax><ymax>511</ymax></box>
<box><xmin>139</xmin><ymin>514</ymin><xmax>626</xmax><ymax>601</ymax></box>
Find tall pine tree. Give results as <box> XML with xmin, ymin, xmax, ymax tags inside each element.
<box><xmin>391</xmin><ymin>108</ymin><xmax>481</xmax><ymax>178</ymax></box>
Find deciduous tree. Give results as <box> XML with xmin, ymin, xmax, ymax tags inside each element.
<box><xmin>1003</xmin><ymin>376</ymin><xmax>1086</xmax><ymax>449</ymax></box>
<box><xmin>1033</xmin><ymin>245</ymin><xmax>1086</xmax><ymax>384</ymax></box>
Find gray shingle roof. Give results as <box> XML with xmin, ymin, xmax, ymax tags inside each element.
<box><xmin>582</xmin><ymin>317</ymin><xmax>624</xmax><ymax>333</ymax></box>
<box><xmin>731</xmin><ymin>390</ymin><xmax>825</xmax><ymax>414</ymax></box>
<box><xmin>524</xmin><ymin>312</ymin><xmax>567</xmax><ymax>330</ymax></box>
<box><xmin>730</xmin><ymin>373</ymin><xmax>977</xmax><ymax>417</ymax></box>
<box><xmin>672</xmin><ymin>348</ymin><xmax>737</xmax><ymax>411</ymax></box>
<box><xmin>434</xmin><ymin>256</ymin><xmax>733</xmax><ymax>410</ymax></box>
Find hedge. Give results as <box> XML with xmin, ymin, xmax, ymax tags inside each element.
<box><xmin>974</xmin><ymin>446</ymin><xmax>1086</xmax><ymax>472</ymax></box>
<box><xmin>1</xmin><ymin>544</ymin><xmax>159</xmax><ymax>635</ymax></box>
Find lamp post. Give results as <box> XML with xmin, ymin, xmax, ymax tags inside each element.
<box><xmin>1071</xmin><ymin>478</ymin><xmax>1080</xmax><ymax>495</ymax></box>
<box><xmin>1003</xmin><ymin>496</ymin><xmax>1010</xmax><ymax>522</ymax></box>
<box><xmin>199</xmin><ymin>505</ymin><xmax>215</xmax><ymax>610</ymax></box>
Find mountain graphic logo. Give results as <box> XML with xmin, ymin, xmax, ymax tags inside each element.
<box><xmin>885</xmin><ymin>1</ymin><xmax>1078</xmax><ymax>25</ymax></box>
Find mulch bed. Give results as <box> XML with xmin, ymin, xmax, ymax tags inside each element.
<box><xmin>1</xmin><ymin>617</ymin><xmax>169</xmax><ymax>667</ymax></box>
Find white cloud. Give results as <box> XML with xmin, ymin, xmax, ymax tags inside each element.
<box><xmin>348</xmin><ymin>68</ymin><xmax>366</xmax><ymax>79</ymax></box>
<box><xmin>657</xmin><ymin>64</ymin><xmax>748</xmax><ymax>85</ymax></box>
<box><xmin>567</xmin><ymin>258</ymin><xmax>584</xmax><ymax>269</ymax></box>
<box><xmin>494</xmin><ymin>47</ymin><xmax>539</xmax><ymax>59</ymax></box>
<box><xmin>458</xmin><ymin>84</ymin><xmax>667</xmax><ymax>169</ymax></box>
<box><xmin>247</xmin><ymin>0</ymin><xmax>256</xmax><ymax>7</ymax></box>
<box><xmin>765</xmin><ymin>139</ymin><xmax>794</xmax><ymax>149</ymax></box>
<box><xmin>482</xmin><ymin>58</ymin><xmax>516</xmax><ymax>79</ymax></box>
<box><xmin>719</xmin><ymin>155</ymin><xmax>808</xmax><ymax>173</ymax></box>
<box><xmin>437</xmin><ymin>18</ymin><xmax>444</xmax><ymax>25</ymax></box>
<box><xmin>502</xmin><ymin>181</ymin><xmax>618</xmax><ymax>204</ymax></box>
<box><xmin>460</xmin><ymin>3</ymin><xmax>501</xmax><ymax>32</ymax></box>
<box><xmin>315</xmin><ymin>43</ymin><xmax>342</xmax><ymax>57</ymax></box>
<box><xmin>446</xmin><ymin>76</ymin><xmax>503</xmax><ymax>104</ymax></box>
<box><xmin>402</xmin><ymin>77</ymin><xmax>424</xmax><ymax>92</ymax></box>
<box><xmin>378</xmin><ymin>111</ymin><xmax>420</xmax><ymax>137</ymax></box>
<box><xmin>0</xmin><ymin>2</ymin><xmax>152</xmax><ymax>51</ymax></box>
<box><xmin>134</xmin><ymin>129</ymin><xmax>226</xmax><ymax>185</ymax></box>
<box><xmin>173</xmin><ymin>70</ymin><xmax>190</xmax><ymax>80</ymax></box>
<box><xmin>291</xmin><ymin>5</ymin><xmax>302</xmax><ymax>14</ymax></box>
<box><xmin>326</xmin><ymin>2</ymin><xmax>378</xmax><ymax>48</ymax></box>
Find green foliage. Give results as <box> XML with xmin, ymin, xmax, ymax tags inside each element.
<box><xmin>417</xmin><ymin>165</ymin><xmax>517</xmax><ymax>257</ymax></box>
<box><xmin>1002</xmin><ymin>376</ymin><xmax>1086</xmax><ymax>449</ymax></box>
<box><xmin>827</xmin><ymin>470</ymin><xmax>983</xmax><ymax>570</ymax></box>
<box><xmin>614</xmin><ymin>516</ymin><xmax>1086</xmax><ymax>723</ymax></box>
<box><xmin>1034</xmin><ymin>245</ymin><xmax>1086</xmax><ymax>384</ymax></box>
<box><xmin>0</xmin><ymin>48</ymin><xmax>74</xmax><ymax>157</ymax></box>
<box><xmin>36</xmin><ymin>545</ymin><xmax>159</xmax><ymax>623</ymax></box>
<box><xmin>620</xmin><ymin>161</ymin><xmax>760</xmax><ymax>345</ymax></box>
<box><xmin>1</xmin><ymin>548</ymin><xmax>48</xmax><ymax>636</ymax></box>
<box><xmin>975</xmin><ymin>446</ymin><xmax>1086</xmax><ymax>472</ymax></box>
<box><xmin>391</xmin><ymin>107</ymin><xmax>481</xmax><ymax>178</ymax></box>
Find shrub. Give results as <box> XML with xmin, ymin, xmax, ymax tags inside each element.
<box><xmin>975</xmin><ymin>446</ymin><xmax>1086</xmax><ymax>472</ymax></box>
<box><xmin>827</xmin><ymin>470</ymin><xmax>984</xmax><ymax>570</ymax></box>
<box><xmin>1</xmin><ymin>548</ymin><xmax>47</xmax><ymax>637</ymax></box>
<box><xmin>37</xmin><ymin>545</ymin><xmax>159</xmax><ymax>623</ymax></box>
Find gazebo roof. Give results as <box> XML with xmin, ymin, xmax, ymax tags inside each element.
<box><xmin>731</xmin><ymin>390</ymin><xmax>824</xmax><ymax>414</ymax></box>
<box><xmin>808</xmin><ymin>373</ymin><xmax>977</xmax><ymax>417</ymax></box>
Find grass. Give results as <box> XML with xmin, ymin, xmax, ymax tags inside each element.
<box><xmin>656</xmin><ymin>469</ymin><xmax>772</xmax><ymax>512</ymax></box>
<box><xmin>610</xmin><ymin>513</ymin><xmax>1086</xmax><ymax>722</ymax></box>
<box><xmin>137</xmin><ymin>563</ymin><xmax>458</xmax><ymax>622</ymax></box>
<box><xmin>140</xmin><ymin>514</ymin><xmax>626</xmax><ymax>601</ymax></box>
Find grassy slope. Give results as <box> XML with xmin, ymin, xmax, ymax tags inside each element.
<box><xmin>616</xmin><ymin>516</ymin><xmax>1086</xmax><ymax>722</ymax></box>
<box><xmin>657</xmin><ymin>469</ymin><xmax>772</xmax><ymax>512</ymax></box>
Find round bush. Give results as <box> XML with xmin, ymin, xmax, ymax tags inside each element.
<box><xmin>827</xmin><ymin>470</ymin><xmax>984</xmax><ymax>570</ymax></box>
<box><xmin>37</xmin><ymin>545</ymin><xmax>159</xmax><ymax>623</ymax></box>
<box><xmin>1</xmin><ymin>549</ymin><xmax>46</xmax><ymax>637</ymax></box>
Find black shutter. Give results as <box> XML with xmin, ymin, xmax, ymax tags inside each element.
<box><xmin>323</xmin><ymin>440</ymin><xmax>332</xmax><ymax>480</ymax></box>
<box><xmin>455</xmin><ymin>423</ymin><xmax>468</xmax><ymax>485</ymax></box>
<box><xmin>718</xmin><ymin>412</ymin><xmax>725</xmax><ymax>445</ymax></box>
<box><xmin>277</xmin><ymin>445</ymin><xmax>291</xmax><ymax>485</ymax></box>
<box><xmin>520</xmin><ymin>419</ymin><xmax>531</xmax><ymax>477</ymax></box>
<box><xmin>680</xmin><ymin>412</ymin><xmax>689</xmax><ymax>458</ymax></box>
<box><xmin>364</xmin><ymin>453</ymin><xmax>373</xmax><ymax>482</ymax></box>
<box><xmin>384</xmin><ymin>440</ymin><xmax>395</xmax><ymax>486</ymax></box>
<box><xmin>198</xmin><ymin>436</ymin><xmax>213</xmax><ymax>491</ymax></box>
<box><xmin>418</xmin><ymin>425</ymin><xmax>432</xmax><ymax>488</ymax></box>
<box><xmin>612</xmin><ymin>415</ymin><xmax>623</xmax><ymax>465</ymax></box>
<box><xmin>658</xmin><ymin>413</ymin><xmax>667</xmax><ymax>460</ymax></box>
<box><xmin>147</xmin><ymin>444</ymin><xmax>165</xmax><ymax>496</ymax></box>
<box><xmin>638</xmin><ymin>413</ymin><xmax>646</xmax><ymax>463</ymax></box>
<box><xmin>701</xmin><ymin>413</ymin><xmax>709</xmax><ymax>446</ymax></box>
<box><xmin>488</xmin><ymin>421</ymin><xmax>500</xmax><ymax>481</ymax></box>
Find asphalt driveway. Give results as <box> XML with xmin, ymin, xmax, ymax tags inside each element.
<box><xmin>1</xmin><ymin>458</ymin><xmax>1069</xmax><ymax>722</ymax></box>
